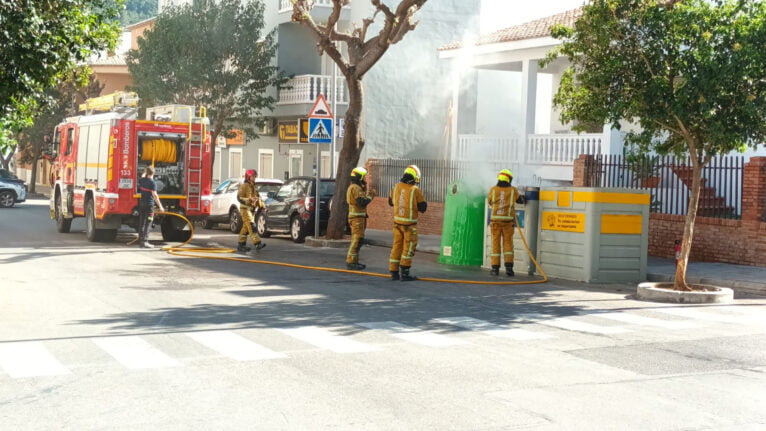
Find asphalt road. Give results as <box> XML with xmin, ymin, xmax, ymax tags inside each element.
<box><xmin>2</xmin><ymin>197</ymin><xmax>766</xmax><ymax>430</ymax></box>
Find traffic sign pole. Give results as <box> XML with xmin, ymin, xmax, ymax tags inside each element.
<box><xmin>307</xmin><ymin>94</ymin><xmax>333</xmax><ymax>239</ymax></box>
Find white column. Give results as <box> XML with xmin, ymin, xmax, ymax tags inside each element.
<box><xmin>449</xmin><ymin>66</ymin><xmax>460</xmax><ymax>161</ymax></box>
<box><xmin>519</xmin><ymin>59</ymin><xmax>538</xmax><ymax>164</ymax></box>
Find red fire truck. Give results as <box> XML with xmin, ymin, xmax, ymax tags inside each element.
<box><xmin>49</xmin><ymin>92</ymin><xmax>213</xmax><ymax>242</ymax></box>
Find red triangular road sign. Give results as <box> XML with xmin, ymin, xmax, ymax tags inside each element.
<box><xmin>308</xmin><ymin>94</ymin><xmax>333</xmax><ymax>118</ymax></box>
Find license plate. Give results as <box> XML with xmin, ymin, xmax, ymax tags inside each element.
<box><xmin>119</xmin><ymin>178</ymin><xmax>133</xmax><ymax>189</ymax></box>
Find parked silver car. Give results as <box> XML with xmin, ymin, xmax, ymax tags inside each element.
<box><xmin>0</xmin><ymin>168</ymin><xmax>27</xmax><ymax>208</ymax></box>
<box><xmin>204</xmin><ymin>177</ymin><xmax>283</xmax><ymax>232</ymax></box>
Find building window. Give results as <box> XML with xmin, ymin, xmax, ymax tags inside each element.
<box><xmin>289</xmin><ymin>149</ymin><xmax>303</xmax><ymax>177</ymax></box>
<box><xmin>258</xmin><ymin>149</ymin><xmax>274</xmax><ymax>179</ymax></box>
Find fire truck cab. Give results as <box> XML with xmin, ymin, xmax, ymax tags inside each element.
<box><xmin>50</xmin><ymin>92</ymin><xmax>212</xmax><ymax>243</ymax></box>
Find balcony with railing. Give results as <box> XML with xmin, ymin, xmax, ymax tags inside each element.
<box><xmin>455</xmin><ymin>131</ymin><xmax>620</xmax><ymax>183</ymax></box>
<box><xmin>277</xmin><ymin>0</ymin><xmax>351</xmax><ymax>22</ymax></box>
<box><xmin>278</xmin><ymin>74</ymin><xmax>348</xmax><ymax>106</ymax></box>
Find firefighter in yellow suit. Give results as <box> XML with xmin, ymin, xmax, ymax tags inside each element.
<box><xmin>346</xmin><ymin>167</ymin><xmax>374</xmax><ymax>270</ymax></box>
<box><xmin>388</xmin><ymin>165</ymin><xmax>427</xmax><ymax>281</ymax></box>
<box><xmin>237</xmin><ymin>169</ymin><xmax>266</xmax><ymax>252</ymax></box>
<box><xmin>488</xmin><ymin>169</ymin><xmax>523</xmax><ymax>276</ymax></box>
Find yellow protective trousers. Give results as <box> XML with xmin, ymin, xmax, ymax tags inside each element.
<box><xmin>238</xmin><ymin>206</ymin><xmax>261</xmax><ymax>244</ymax></box>
<box><xmin>490</xmin><ymin>220</ymin><xmax>515</xmax><ymax>266</ymax></box>
<box><xmin>389</xmin><ymin>223</ymin><xmax>418</xmax><ymax>272</ymax></box>
<box><xmin>346</xmin><ymin>217</ymin><xmax>366</xmax><ymax>264</ymax></box>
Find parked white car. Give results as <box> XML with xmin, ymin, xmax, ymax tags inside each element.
<box><xmin>0</xmin><ymin>168</ymin><xmax>27</xmax><ymax>208</ymax></box>
<box><xmin>204</xmin><ymin>177</ymin><xmax>283</xmax><ymax>233</ymax></box>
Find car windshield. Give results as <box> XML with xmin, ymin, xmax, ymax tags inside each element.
<box><xmin>0</xmin><ymin>169</ymin><xmax>19</xmax><ymax>180</ymax></box>
<box><xmin>214</xmin><ymin>180</ymin><xmax>231</xmax><ymax>194</ymax></box>
<box><xmin>258</xmin><ymin>183</ymin><xmax>281</xmax><ymax>197</ymax></box>
<box><xmin>318</xmin><ymin>180</ymin><xmax>335</xmax><ymax>196</ymax></box>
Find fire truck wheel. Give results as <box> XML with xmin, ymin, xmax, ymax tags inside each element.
<box><xmin>161</xmin><ymin>218</ymin><xmax>192</xmax><ymax>243</ymax></box>
<box><xmin>229</xmin><ymin>208</ymin><xmax>243</xmax><ymax>234</ymax></box>
<box><xmin>255</xmin><ymin>213</ymin><xmax>270</xmax><ymax>238</ymax></box>
<box><xmin>85</xmin><ymin>199</ymin><xmax>115</xmax><ymax>242</ymax></box>
<box><xmin>55</xmin><ymin>193</ymin><xmax>72</xmax><ymax>233</ymax></box>
<box><xmin>85</xmin><ymin>200</ymin><xmax>98</xmax><ymax>242</ymax></box>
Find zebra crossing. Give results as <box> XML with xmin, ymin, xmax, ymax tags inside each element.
<box><xmin>1</xmin><ymin>305</ymin><xmax>763</xmax><ymax>379</ymax></box>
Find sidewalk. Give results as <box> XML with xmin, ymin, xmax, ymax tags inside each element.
<box><xmin>364</xmin><ymin>229</ymin><xmax>766</xmax><ymax>296</ymax></box>
<box><xmin>30</xmin><ymin>182</ymin><xmax>765</xmax><ymax>296</ymax></box>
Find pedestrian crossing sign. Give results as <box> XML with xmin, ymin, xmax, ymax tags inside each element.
<box><xmin>308</xmin><ymin>118</ymin><xmax>332</xmax><ymax>144</ymax></box>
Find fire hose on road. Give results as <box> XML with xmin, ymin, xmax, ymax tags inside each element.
<box><xmin>139</xmin><ymin>211</ymin><xmax>548</xmax><ymax>286</ymax></box>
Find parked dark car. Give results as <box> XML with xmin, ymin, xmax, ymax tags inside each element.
<box><xmin>255</xmin><ymin>177</ymin><xmax>335</xmax><ymax>243</ymax></box>
<box><xmin>0</xmin><ymin>168</ymin><xmax>27</xmax><ymax>208</ymax></box>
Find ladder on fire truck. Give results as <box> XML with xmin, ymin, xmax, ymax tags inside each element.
<box><xmin>186</xmin><ymin>107</ymin><xmax>207</xmax><ymax>212</ymax></box>
<box><xmin>79</xmin><ymin>91</ymin><xmax>139</xmax><ymax>113</ymax></box>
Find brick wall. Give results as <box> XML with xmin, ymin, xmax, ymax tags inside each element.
<box><xmin>648</xmin><ymin>214</ymin><xmax>766</xmax><ymax>265</ymax></box>
<box><xmin>366</xmin><ymin>197</ymin><xmax>445</xmax><ymax>235</ymax></box>
<box><xmin>647</xmin><ymin>157</ymin><xmax>766</xmax><ymax>266</ymax></box>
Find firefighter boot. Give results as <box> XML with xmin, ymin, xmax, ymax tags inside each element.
<box><xmin>347</xmin><ymin>263</ymin><xmax>367</xmax><ymax>270</ymax></box>
<box><xmin>400</xmin><ymin>266</ymin><xmax>417</xmax><ymax>282</ymax></box>
<box><xmin>237</xmin><ymin>242</ymin><xmax>251</xmax><ymax>252</ymax></box>
<box><xmin>390</xmin><ymin>270</ymin><xmax>400</xmax><ymax>281</ymax></box>
<box><xmin>505</xmin><ymin>262</ymin><xmax>515</xmax><ymax>277</ymax></box>
<box><xmin>490</xmin><ymin>265</ymin><xmax>500</xmax><ymax>276</ymax></box>
<box><xmin>253</xmin><ymin>242</ymin><xmax>266</xmax><ymax>251</ymax></box>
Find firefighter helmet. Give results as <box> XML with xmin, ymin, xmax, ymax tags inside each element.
<box><xmin>245</xmin><ymin>169</ymin><xmax>257</xmax><ymax>179</ymax></box>
<box><xmin>498</xmin><ymin>169</ymin><xmax>513</xmax><ymax>182</ymax></box>
<box><xmin>404</xmin><ymin>165</ymin><xmax>421</xmax><ymax>183</ymax></box>
<box><xmin>350</xmin><ymin>166</ymin><xmax>368</xmax><ymax>180</ymax></box>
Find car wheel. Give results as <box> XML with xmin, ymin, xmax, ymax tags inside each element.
<box><xmin>229</xmin><ymin>208</ymin><xmax>242</xmax><ymax>233</ymax></box>
<box><xmin>0</xmin><ymin>190</ymin><xmax>15</xmax><ymax>208</ymax></box>
<box><xmin>290</xmin><ymin>215</ymin><xmax>306</xmax><ymax>243</ymax></box>
<box><xmin>55</xmin><ymin>192</ymin><xmax>72</xmax><ymax>233</ymax></box>
<box><xmin>255</xmin><ymin>213</ymin><xmax>270</xmax><ymax>237</ymax></box>
<box><xmin>85</xmin><ymin>199</ymin><xmax>97</xmax><ymax>242</ymax></box>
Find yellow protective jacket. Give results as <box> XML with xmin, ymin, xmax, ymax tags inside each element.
<box><xmin>389</xmin><ymin>182</ymin><xmax>426</xmax><ymax>225</ymax></box>
<box><xmin>488</xmin><ymin>185</ymin><xmax>519</xmax><ymax>222</ymax></box>
<box><xmin>346</xmin><ymin>183</ymin><xmax>371</xmax><ymax>218</ymax></box>
<box><xmin>237</xmin><ymin>181</ymin><xmax>259</xmax><ymax>209</ymax></box>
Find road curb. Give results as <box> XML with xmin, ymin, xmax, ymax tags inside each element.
<box><xmin>647</xmin><ymin>273</ymin><xmax>766</xmax><ymax>297</ymax></box>
<box><xmin>305</xmin><ymin>236</ymin><xmax>350</xmax><ymax>249</ymax></box>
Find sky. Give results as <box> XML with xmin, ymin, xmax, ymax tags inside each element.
<box><xmin>481</xmin><ymin>0</ymin><xmax>585</xmax><ymax>33</ymax></box>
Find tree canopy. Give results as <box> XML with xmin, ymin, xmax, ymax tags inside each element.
<box><xmin>0</xmin><ymin>0</ymin><xmax>123</xmax><ymax>125</ymax></box>
<box><xmin>121</xmin><ymin>0</ymin><xmax>156</xmax><ymax>26</ymax></box>
<box><xmin>127</xmin><ymin>0</ymin><xmax>285</xmax><ymax>163</ymax></box>
<box><xmin>546</xmin><ymin>0</ymin><xmax>766</xmax><ymax>289</ymax></box>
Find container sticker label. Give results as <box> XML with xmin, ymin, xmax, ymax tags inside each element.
<box><xmin>541</xmin><ymin>211</ymin><xmax>585</xmax><ymax>233</ymax></box>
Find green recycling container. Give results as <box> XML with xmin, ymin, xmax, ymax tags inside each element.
<box><xmin>438</xmin><ymin>179</ymin><xmax>485</xmax><ymax>266</ymax></box>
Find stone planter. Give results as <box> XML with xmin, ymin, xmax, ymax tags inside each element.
<box><xmin>636</xmin><ymin>281</ymin><xmax>733</xmax><ymax>304</ymax></box>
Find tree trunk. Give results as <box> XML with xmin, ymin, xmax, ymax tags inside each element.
<box><xmin>673</xmin><ymin>161</ymin><xmax>704</xmax><ymax>291</ymax></box>
<box><xmin>210</xmin><ymin>128</ymin><xmax>220</xmax><ymax>180</ymax></box>
<box><xmin>325</xmin><ymin>78</ymin><xmax>364</xmax><ymax>239</ymax></box>
<box><xmin>29</xmin><ymin>156</ymin><xmax>38</xmax><ymax>194</ymax></box>
<box><xmin>1</xmin><ymin>145</ymin><xmax>16</xmax><ymax>170</ymax></box>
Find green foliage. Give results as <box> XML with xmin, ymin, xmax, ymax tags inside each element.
<box><xmin>127</xmin><ymin>0</ymin><xmax>286</xmax><ymax>140</ymax></box>
<box><xmin>121</xmin><ymin>0</ymin><xmax>156</xmax><ymax>26</ymax></box>
<box><xmin>545</xmin><ymin>0</ymin><xmax>766</xmax><ymax>163</ymax></box>
<box><xmin>0</xmin><ymin>0</ymin><xmax>123</xmax><ymax>122</ymax></box>
<box><xmin>625</xmin><ymin>153</ymin><xmax>660</xmax><ymax>180</ymax></box>
<box><xmin>16</xmin><ymin>73</ymin><xmax>100</xmax><ymax>167</ymax></box>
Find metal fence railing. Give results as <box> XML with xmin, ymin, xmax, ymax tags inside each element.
<box><xmin>585</xmin><ymin>154</ymin><xmax>744</xmax><ymax>218</ymax></box>
<box><xmin>367</xmin><ymin>159</ymin><xmax>509</xmax><ymax>203</ymax></box>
